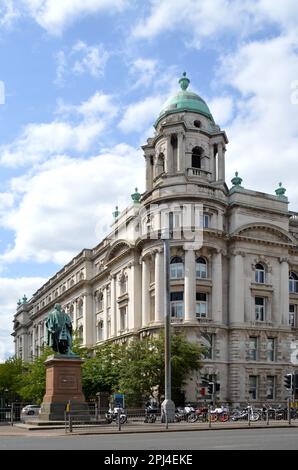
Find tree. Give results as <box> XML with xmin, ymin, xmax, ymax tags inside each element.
<box><xmin>0</xmin><ymin>357</ymin><xmax>23</xmax><ymax>403</ymax></box>
<box><xmin>81</xmin><ymin>342</ymin><xmax>124</xmax><ymax>400</ymax></box>
<box><xmin>118</xmin><ymin>330</ymin><xmax>203</xmax><ymax>406</ymax></box>
<box><xmin>17</xmin><ymin>348</ymin><xmax>52</xmax><ymax>404</ymax></box>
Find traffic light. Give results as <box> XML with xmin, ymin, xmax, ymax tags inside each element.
<box><xmin>215</xmin><ymin>383</ymin><xmax>220</xmax><ymax>392</ymax></box>
<box><xmin>284</xmin><ymin>373</ymin><xmax>294</xmax><ymax>390</ymax></box>
<box><xmin>208</xmin><ymin>382</ymin><xmax>214</xmax><ymax>394</ymax></box>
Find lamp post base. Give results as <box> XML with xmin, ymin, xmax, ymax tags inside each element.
<box><xmin>161</xmin><ymin>399</ymin><xmax>176</xmax><ymax>423</ymax></box>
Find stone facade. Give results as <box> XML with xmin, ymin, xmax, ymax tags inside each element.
<box><xmin>12</xmin><ymin>76</ymin><xmax>298</xmax><ymax>406</ymax></box>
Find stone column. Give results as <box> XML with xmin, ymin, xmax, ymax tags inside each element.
<box><xmin>82</xmin><ymin>288</ymin><xmax>94</xmax><ymax>347</ymax></box>
<box><xmin>218</xmin><ymin>143</ymin><xmax>225</xmax><ymax>181</ymax></box>
<box><xmin>32</xmin><ymin>325</ymin><xmax>36</xmax><ymax>358</ymax></box>
<box><xmin>21</xmin><ymin>334</ymin><xmax>26</xmax><ymax>361</ymax></box>
<box><xmin>103</xmin><ymin>287</ymin><xmax>108</xmax><ymax>341</ymax></box>
<box><xmin>177</xmin><ymin>133</ymin><xmax>185</xmax><ymax>172</ymax></box>
<box><xmin>280</xmin><ymin>258</ymin><xmax>289</xmax><ymax>325</ymax></box>
<box><xmin>110</xmin><ymin>275</ymin><xmax>116</xmax><ymax>337</ymax></box>
<box><xmin>212</xmin><ymin>250</ymin><xmax>223</xmax><ymax>323</ymax></box>
<box><xmin>209</xmin><ymin>144</ymin><xmax>215</xmax><ymax>180</ymax></box>
<box><xmin>142</xmin><ymin>258</ymin><xmax>150</xmax><ymax>327</ymax></box>
<box><xmin>128</xmin><ymin>262</ymin><xmax>142</xmax><ymax>331</ymax></box>
<box><xmin>229</xmin><ymin>252</ymin><xmax>244</xmax><ymax>324</ymax></box>
<box><xmin>73</xmin><ymin>301</ymin><xmax>77</xmax><ymax>330</ymax></box>
<box><xmin>155</xmin><ymin>249</ymin><xmax>164</xmax><ymax>323</ymax></box>
<box><xmin>38</xmin><ymin>322</ymin><xmax>42</xmax><ymax>354</ymax></box>
<box><xmin>165</xmin><ymin>136</ymin><xmax>173</xmax><ymax>174</ymax></box>
<box><xmin>184</xmin><ymin>248</ymin><xmax>196</xmax><ymax>322</ymax></box>
<box><xmin>145</xmin><ymin>155</ymin><xmax>153</xmax><ymax>192</ymax></box>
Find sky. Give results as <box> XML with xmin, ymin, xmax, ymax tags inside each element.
<box><xmin>0</xmin><ymin>0</ymin><xmax>297</xmax><ymax>361</ymax></box>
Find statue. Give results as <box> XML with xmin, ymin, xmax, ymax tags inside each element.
<box><xmin>45</xmin><ymin>303</ymin><xmax>75</xmax><ymax>355</ymax></box>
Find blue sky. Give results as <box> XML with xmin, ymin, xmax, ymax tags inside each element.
<box><xmin>0</xmin><ymin>0</ymin><xmax>298</xmax><ymax>361</ymax></box>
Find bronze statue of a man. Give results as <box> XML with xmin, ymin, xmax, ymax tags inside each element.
<box><xmin>45</xmin><ymin>303</ymin><xmax>74</xmax><ymax>355</ymax></box>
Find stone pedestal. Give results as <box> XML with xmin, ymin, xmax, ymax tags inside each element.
<box><xmin>39</xmin><ymin>355</ymin><xmax>89</xmax><ymax>421</ymax></box>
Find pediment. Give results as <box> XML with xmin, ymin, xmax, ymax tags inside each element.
<box><xmin>105</xmin><ymin>240</ymin><xmax>132</xmax><ymax>262</ymax></box>
<box><xmin>232</xmin><ymin>223</ymin><xmax>296</xmax><ymax>245</ymax></box>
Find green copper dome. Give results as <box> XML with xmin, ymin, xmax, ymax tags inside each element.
<box><xmin>156</xmin><ymin>72</ymin><xmax>214</xmax><ymax>125</ymax></box>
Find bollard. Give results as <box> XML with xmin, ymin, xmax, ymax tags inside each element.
<box><xmin>266</xmin><ymin>409</ymin><xmax>269</xmax><ymax>426</ymax></box>
<box><xmin>10</xmin><ymin>403</ymin><xmax>14</xmax><ymax>426</ymax></box>
<box><xmin>288</xmin><ymin>399</ymin><xmax>291</xmax><ymax>426</ymax></box>
<box><xmin>69</xmin><ymin>414</ymin><xmax>73</xmax><ymax>433</ymax></box>
<box><xmin>248</xmin><ymin>407</ymin><xmax>251</xmax><ymax>427</ymax></box>
<box><xmin>208</xmin><ymin>406</ymin><xmax>211</xmax><ymax>429</ymax></box>
<box><xmin>117</xmin><ymin>408</ymin><xmax>121</xmax><ymax>432</ymax></box>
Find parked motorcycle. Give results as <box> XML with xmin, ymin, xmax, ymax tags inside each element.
<box><xmin>105</xmin><ymin>406</ymin><xmax>127</xmax><ymax>424</ymax></box>
<box><xmin>144</xmin><ymin>401</ymin><xmax>159</xmax><ymax>423</ymax></box>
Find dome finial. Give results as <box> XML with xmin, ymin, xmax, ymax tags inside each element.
<box><xmin>179</xmin><ymin>72</ymin><xmax>190</xmax><ymax>91</ymax></box>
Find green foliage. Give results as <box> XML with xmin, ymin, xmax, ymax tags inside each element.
<box><xmin>0</xmin><ymin>357</ymin><xmax>23</xmax><ymax>401</ymax></box>
<box><xmin>0</xmin><ymin>332</ymin><xmax>203</xmax><ymax>406</ymax></box>
<box><xmin>17</xmin><ymin>348</ymin><xmax>52</xmax><ymax>404</ymax></box>
<box><xmin>118</xmin><ymin>331</ymin><xmax>202</xmax><ymax>405</ymax></box>
<box><xmin>82</xmin><ymin>331</ymin><xmax>203</xmax><ymax>406</ymax></box>
<box><xmin>82</xmin><ymin>342</ymin><xmax>124</xmax><ymax>400</ymax></box>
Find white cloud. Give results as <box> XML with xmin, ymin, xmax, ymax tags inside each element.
<box><xmin>133</xmin><ymin>0</ymin><xmax>260</xmax><ymax>45</ymax></box>
<box><xmin>55</xmin><ymin>41</ymin><xmax>110</xmax><ymax>85</ymax></box>
<box><xmin>71</xmin><ymin>41</ymin><xmax>109</xmax><ymax>78</ymax></box>
<box><xmin>217</xmin><ymin>33</ymin><xmax>298</xmax><ymax>207</ymax></box>
<box><xmin>0</xmin><ymin>144</ymin><xmax>144</xmax><ymax>265</ymax></box>
<box><xmin>0</xmin><ymin>277</ymin><xmax>47</xmax><ymax>362</ymax></box>
<box><xmin>22</xmin><ymin>0</ymin><xmax>127</xmax><ymax>35</ymax></box>
<box><xmin>208</xmin><ymin>96</ymin><xmax>234</xmax><ymax>126</ymax></box>
<box><xmin>54</xmin><ymin>50</ymin><xmax>67</xmax><ymax>86</ymax></box>
<box><xmin>0</xmin><ymin>0</ymin><xmax>20</xmax><ymax>28</ymax></box>
<box><xmin>129</xmin><ymin>58</ymin><xmax>158</xmax><ymax>90</ymax></box>
<box><xmin>0</xmin><ymin>92</ymin><xmax>118</xmax><ymax>167</ymax></box>
<box><xmin>132</xmin><ymin>0</ymin><xmax>298</xmax><ymax>47</ymax></box>
<box><xmin>119</xmin><ymin>95</ymin><xmax>164</xmax><ymax>134</ymax></box>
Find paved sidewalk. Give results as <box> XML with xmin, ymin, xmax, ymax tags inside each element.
<box><xmin>2</xmin><ymin>419</ymin><xmax>297</xmax><ymax>437</ymax></box>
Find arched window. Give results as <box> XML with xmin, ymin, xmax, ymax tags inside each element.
<box><xmin>170</xmin><ymin>256</ymin><xmax>184</xmax><ymax>279</ymax></box>
<box><xmin>289</xmin><ymin>272</ymin><xmax>298</xmax><ymax>293</ymax></box>
<box><xmin>97</xmin><ymin>320</ymin><xmax>104</xmax><ymax>342</ymax></box>
<box><xmin>255</xmin><ymin>263</ymin><xmax>265</xmax><ymax>284</ymax></box>
<box><xmin>196</xmin><ymin>257</ymin><xmax>207</xmax><ymax>279</ymax></box>
<box><xmin>96</xmin><ymin>292</ymin><xmax>103</xmax><ymax>311</ymax></box>
<box><xmin>77</xmin><ymin>299</ymin><xmax>83</xmax><ymax>318</ymax></box>
<box><xmin>194</xmin><ymin>120</ymin><xmax>201</xmax><ymax>128</ymax></box>
<box><xmin>192</xmin><ymin>146</ymin><xmax>202</xmax><ymax>169</ymax></box>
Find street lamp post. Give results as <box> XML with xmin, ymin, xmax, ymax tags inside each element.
<box><xmin>161</xmin><ymin>213</ymin><xmax>175</xmax><ymax>423</ymax></box>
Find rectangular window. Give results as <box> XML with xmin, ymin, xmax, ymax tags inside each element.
<box><xmin>289</xmin><ymin>304</ymin><xmax>296</xmax><ymax>327</ymax></box>
<box><xmin>120</xmin><ymin>307</ymin><xmax>127</xmax><ymax>331</ymax></box>
<box><xmin>196</xmin><ymin>260</ymin><xmax>207</xmax><ymax>279</ymax></box>
<box><xmin>249</xmin><ymin>375</ymin><xmax>258</xmax><ymax>400</ymax></box>
<box><xmin>170</xmin><ymin>292</ymin><xmax>184</xmax><ymax>318</ymax></box>
<box><xmin>248</xmin><ymin>337</ymin><xmax>258</xmax><ymax>361</ymax></box>
<box><xmin>266</xmin><ymin>376</ymin><xmax>275</xmax><ymax>400</ymax></box>
<box><xmin>196</xmin><ymin>293</ymin><xmax>208</xmax><ymax>318</ymax></box>
<box><xmin>267</xmin><ymin>338</ymin><xmax>275</xmax><ymax>362</ymax></box>
<box><xmin>255</xmin><ymin>297</ymin><xmax>265</xmax><ymax>321</ymax></box>
<box><xmin>170</xmin><ymin>262</ymin><xmax>184</xmax><ymax>279</ymax></box>
<box><xmin>201</xmin><ymin>213</ymin><xmax>210</xmax><ymax>228</ymax></box>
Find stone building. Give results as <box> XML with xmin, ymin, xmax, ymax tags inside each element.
<box><xmin>12</xmin><ymin>73</ymin><xmax>298</xmax><ymax>405</ymax></box>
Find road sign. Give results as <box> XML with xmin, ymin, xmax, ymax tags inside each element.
<box><xmin>114</xmin><ymin>393</ymin><xmax>125</xmax><ymax>408</ymax></box>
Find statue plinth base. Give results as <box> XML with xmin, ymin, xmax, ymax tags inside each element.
<box><xmin>39</xmin><ymin>355</ymin><xmax>89</xmax><ymax>421</ymax></box>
